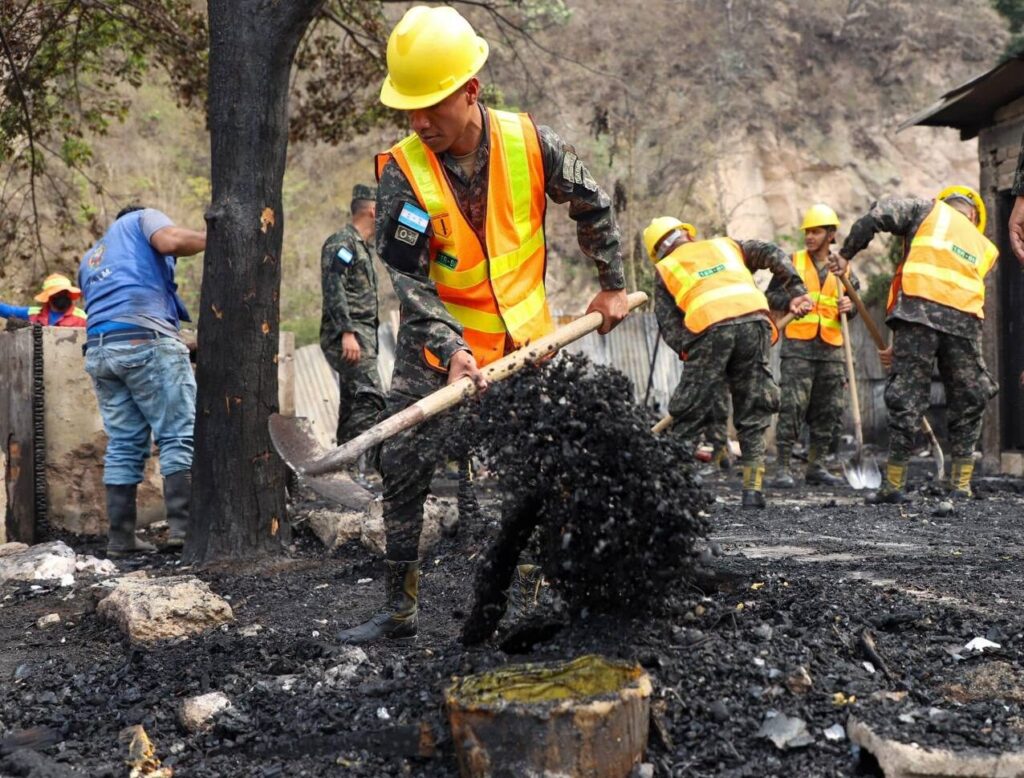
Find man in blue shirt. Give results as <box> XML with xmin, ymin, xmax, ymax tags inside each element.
<box><xmin>78</xmin><ymin>206</ymin><xmax>205</xmax><ymax>556</ymax></box>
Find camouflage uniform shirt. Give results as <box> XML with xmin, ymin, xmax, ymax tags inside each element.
<box><xmin>654</xmin><ymin>239</ymin><xmax>808</xmax><ymax>356</ymax></box>
<box><xmin>839</xmin><ymin>197</ymin><xmax>980</xmax><ymax>341</ymax></box>
<box><xmin>376</xmin><ymin>104</ymin><xmax>625</xmax><ymax>367</ymax></box>
<box><xmin>766</xmin><ymin>253</ymin><xmax>860</xmax><ymax>363</ymax></box>
<box><xmin>319</xmin><ymin>223</ymin><xmax>378</xmax><ymax>353</ymax></box>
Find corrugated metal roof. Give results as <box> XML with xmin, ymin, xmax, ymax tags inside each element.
<box><xmin>898</xmin><ymin>51</ymin><xmax>1024</xmax><ymax>139</ymax></box>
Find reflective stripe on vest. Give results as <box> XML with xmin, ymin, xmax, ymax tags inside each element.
<box><xmin>655</xmin><ymin>237</ymin><xmax>775</xmax><ymax>342</ymax></box>
<box><xmin>784</xmin><ymin>250</ymin><xmax>842</xmax><ymax>346</ymax></box>
<box><xmin>28</xmin><ymin>305</ymin><xmax>88</xmax><ymax>327</ymax></box>
<box><xmin>899</xmin><ymin>201</ymin><xmax>998</xmax><ymax>319</ymax></box>
<box><xmin>379</xmin><ymin>109</ymin><xmax>552</xmax><ymax>368</ymax></box>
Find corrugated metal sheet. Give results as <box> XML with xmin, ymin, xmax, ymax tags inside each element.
<box><xmin>293</xmin><ymin>321</ymin><xmax>398</xmax><ymax>449</ymax></box>
<box><xmin>559</xmin><ymin>311</ymin><xmax>683</xmax><ymax>414</ymax></box>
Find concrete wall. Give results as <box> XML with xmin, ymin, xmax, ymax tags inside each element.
<box><xmin>1</xmin><ymin>327</ymin><xmax>297</xmax><ymax>538</ymax></box>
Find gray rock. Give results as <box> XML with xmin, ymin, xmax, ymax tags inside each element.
<box><xmin>35</xmin><ymin>613</ymin><xmax>61</xmax><ymax>630</ymax></box>
<box><xmin>757</xmin><ymin>710</ymin><xmax>814</xmax><ymax>750</ymax></box>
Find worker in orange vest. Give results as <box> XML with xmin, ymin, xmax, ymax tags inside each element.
<box><xmin>644</xmin><ymin>217</ymin><xmax>812</xmax><ymax>509</ymax></box>
<box><xmin>0</xmin><ymin>274</ymin><xmax>88</xmax><ymax>327</ymax></box>
<box><xmin>337</xmin><ymin>6</ymin><xmax>629</xmax><ymax>644</ymax></box>
<box><xmin>767</xmin><ymin>204</ymin><xmax>859</xmax><ymax>489</ymax></box>
<box><xmin>838</xmin><ymin>187</ymin><xmax>999</xmax><ymax>503</ymax></box>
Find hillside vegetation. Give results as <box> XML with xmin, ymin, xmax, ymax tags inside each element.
<box><xmin>0</xmin><ymin>0</ymin><xmax>1009</xmax><ymax>344</ymax></box>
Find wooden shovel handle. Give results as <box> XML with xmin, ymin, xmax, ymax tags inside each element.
<box><xmin>840</xmin><ymin>311</ymin><xmax>865</xmax><ymax>450</ymax></box>
<box><xmin>837</xmin><ymin>272</ymin><xmax>886</xmax><ymax>350</ymax></box>
<box><xmin>304</xmin><ymin>291</ymin><xmax>649</xmax><ymax>476</ymax></box>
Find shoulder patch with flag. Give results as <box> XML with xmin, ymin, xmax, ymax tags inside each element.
<box><xmin>335</xmin><ymin>246</ymin><xmax>354</xmax><ymax>267</ymax></box>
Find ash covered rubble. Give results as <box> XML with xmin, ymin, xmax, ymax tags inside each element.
<box><xmin>443</xmin><ymin>353</ymin><xmax>713</xmax><ymax>644</ymax></box>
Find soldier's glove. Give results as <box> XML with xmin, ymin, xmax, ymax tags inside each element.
<box><xmin>382</xmin><ymin>200</ymin><xmax>432</xmax><ymax>274</ymax></box>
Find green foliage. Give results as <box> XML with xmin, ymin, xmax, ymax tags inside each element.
<box><xmin>862</xmin><ymin>272</ymin><xmax>893</xmax><ymax>307</ymax></box>
<box><xmin>991</xmin><ymin>0</ymin><xmax>1024</xmax><ymax>55</ymax></box>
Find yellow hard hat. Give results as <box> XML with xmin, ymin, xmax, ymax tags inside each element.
<box><xmin>801</xmin><ymin>203</ymin><xmax>840</xmax><ymax>231</ymax></box>
<box><xmin>937</xmin><ymin>185</ymin><xmax>986</xmax><ymax>234</ymax></box>
<box><xmin>643</xmin><ymin>217</ymin><xmax>697</xmax><ymax>262</ymax></box>
<box><xmin>35</xmin><ymin>273</ymin><xmax>81</xmax><ymax>303</ymax></box>
<box><xmin>380</xmin><ymin>6</ymin><xmax>489</xmax><ymax>111</ymax></box>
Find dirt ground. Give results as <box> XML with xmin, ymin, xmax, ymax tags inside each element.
<box><xmin>3</xmin><ymin>461</ymin><xmax>1024</xmax><ymax>777</ymax></box>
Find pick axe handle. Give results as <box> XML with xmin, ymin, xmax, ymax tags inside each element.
<box><xmin>650</xmin><ymin>310</ymin><xmax>797</xmax><ymax>435</ymax></box>
<box><xmin>304</xmin><ymin>291</ymin><xmax>649</xmax><ymax>476</ymax></box>
<box><xmin>837</xmin><ymin>271</ymin><xmax>944</xmax><ymax>471</ymax></box>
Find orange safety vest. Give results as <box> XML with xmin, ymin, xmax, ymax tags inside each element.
<box><xmin>888</xmin><ymin>201</ymin><xmax>998</xmax><ymax>318</ymax></box>
<box><xmin>28</xmin><ymin>304</ymin><xmax>88</xmax><ymax>327</ymax></box>
<box><xmin>784</xmin><ymin>250</ymin><xmax>842</xmax><ymax>346</ymax></box>
<box><xmin>377</xmin><ymin>108</ymin><xmax>553</xmax><ymax>368</ymax></box>
<box><xmin>655</xmin><ymin>237</ymin><xmax>776</xmax><ymax>342</ymax></box>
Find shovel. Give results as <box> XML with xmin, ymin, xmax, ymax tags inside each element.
<box><xmin>836</xmin><ymin>273</ymin><xmax>944</xmax><ymax>481</ymax></box>
<box><xmin>269</xmin><ymin>291</ymin><xmax>649</xmax><ymax>509</ymax></box>
<box><xmin>839</xmin><ymin>308</ymin><xmax>881</xmax><ymax>489</ymax></box>
<box><xmin>650</xmin><ymin>310</ymin><xmax>798</xmax><ymax>435</ymax></box>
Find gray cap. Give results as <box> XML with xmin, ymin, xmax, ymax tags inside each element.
<box><xmin>351</xmin><ymin>183</ymin><xmax>377</xmax><ymax>202</ymax></box>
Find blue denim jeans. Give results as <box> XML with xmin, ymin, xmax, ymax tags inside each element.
<box><xmin>85</xmin><ymin>339</ymin><xmax>197</xmax><ymax>485</ymax></box>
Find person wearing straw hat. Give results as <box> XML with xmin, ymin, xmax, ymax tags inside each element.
<box><xmin>0</xmin><ymin>274</ymin><xmax>88</xmax><ymax>327</ymax></box>
<box><xmin>336</xmin><ymin>5</ymin><xmax>629</xmax><ymax>644</ymax></box>
<box><xmin>838</xmin><ymin>187</ymin><xmax>999</xmax><ymax>504</ymax></box>
<box><xmin>767</xmin><ymin>204</ymin><xmax>859</xmax><ymax>489</ymax></box>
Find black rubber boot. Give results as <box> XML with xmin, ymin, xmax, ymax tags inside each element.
<box><xmin>336</xmin><ymin>560</ymin><xmax>419</xmax><ymax>644</ymax></box>
<box><xmin>741</xmin><ymin>490</ymin><xmax>766</xmax><ymax>509</ymax></box>
<box><xmin>163</xmin><ymin>470</ymin><xmax>191</xmax><ymax>550</ymax></box>
<box><xmin>106</xmin><ymin>484</ymin><xmax>156</xmax><ymax>557</ymax></box>
<box><xmin>805</xmin><ymin>465</ymin><xmax>843</xmax><ymax>487</ymax></box>
<box><xmin>865</xmin><ymin>460</ymin><xmax>911</xmax><ymax>505</ymax></box>
<box><xmin>768</xmin><ymin>448</ymin><xmax>795</xmax><ymax>489</ymax></box>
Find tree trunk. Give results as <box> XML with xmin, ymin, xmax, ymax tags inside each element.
<box><xmin>184</xmin><ymin>0</ymin><xmax>324</xmax><ymax>563</ymax></box>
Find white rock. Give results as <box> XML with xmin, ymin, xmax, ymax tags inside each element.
<box><xmin>75</xmin><ymin>555</ymin><xmax>118</xmax><ymax>576</ymax></box>
<box><xmin>0</xmin><ymin>541</ymin><xmax>77</xmax><ymax>583</ymax></box>
<box><xmin>36</xmin><ymin>613</ymin><xmax>61</xmax><ymax>629</ymax></box>
<box><xmin>823</xmin><ymin>723</ymin><xmax>846</xmax><ymax>742</ymax></box>
<box><xmin>97</xmin><ymin>575</ymin><xmax>234</xmax><ymax>643</ymax></box>
<box><xmin>178</xmin><ymin>692</ymin><xmax>232</xmax><ymax>732</ymax></box>
<box><xmin>963</xmin><ymin>637</ymin><xmax>1000</xmax><ymax>653</ymax></box>
<box><xmin>238</xmin><ymin>624</ymin><xmax>263</xmax><ymax>638</ymax></box>
<box><xmin>59</xmin><ymin>574</ymin><xmax>75</xmax><ymax>588</ymax></box>
<box><xmin>0</xmin><ymin>542</ymin><xmax>29</xmax><ymax>557</ymax></box>
<box><xmin>376</xmin><ymin>707</ymin><xmax>391</xmax><ymax>721</ymax></box>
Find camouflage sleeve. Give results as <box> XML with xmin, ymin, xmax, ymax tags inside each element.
<box><xmin>653</xmin><ymin>274</ymin><xmax>689</xmax><ymax>355</ymax></box>
<box><xmin>1014</xmin><ymin>130</ymin><xmax>1024</xmax><ymax>197</ymax></box>
<box><xmin>737</xmin><ymin>240</ymin><xmax>808</xmax><ymax>299</ymax></box>
<box><xmin>375</xmin><ymin>157</ymin><xmax>469</xmax><ymax>366</ymax></box>
<box><xmin>535</xmin><ymin>125</ymin><xmax>626</xmax><ymax>291</ymax></box>
<box><xmin>321</xmin><ymin>233</ymin><xmax>355</xmax><ymax>334</ymax></box>
<box><xmin>764</xmin><ymin>272</ymin><xmax>792</xmax><ymax>313</ymax></box>
<box><xmin>839</xmin><ymin>197</ymin><xmax>932</xmax><ymax>260</ymax></box>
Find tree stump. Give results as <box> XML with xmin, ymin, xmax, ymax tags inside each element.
<box><xmin>446</xmin><ymin>655</ymin><xmax>651</xmax><ymax>778</ymax></box>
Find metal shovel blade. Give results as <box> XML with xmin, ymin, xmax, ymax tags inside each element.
<box><xmin>842</xmin><ymin>452</ymin><xmax>882</xmax><ymax>491</ymax></box>
<box><xmin>268</xmin><ymin>414</ymin><xmax>374</xmax><ymax>511</ymax></box>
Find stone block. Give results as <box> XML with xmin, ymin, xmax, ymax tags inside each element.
<box><xmin>97</xmin><ymin>575</ymin><xmax>234</xmax><ymax>643</ymax></box>
<box><xmin>178</xmin><ymin>692</ymin><xmax>233</xmax><ymax>732</ymax></box>
<box><xmin>848</xmin><ymin>718</ymin><xmax>1024</xmax><ymax>778</ymax></box>
<box><xmin>1001</xmin><ymin>452</ymin><xmax>1024</xmax><ymax>478</ymax></box>
<box><xmin>0</xmin><ymin>540</ymin><xmax>77</xmax><ymax>582</ymax></box>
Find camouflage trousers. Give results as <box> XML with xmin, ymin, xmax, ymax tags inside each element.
<box><xmin>776</xmin><ymin>357</ymin><xmax>846</xmax><ymax>454</ymax></box>
<box><xmin>705</xmin><ymin>394</ymin><xmax>731</xmax><ymax>452</ymax></box>
<box><xmin>668</xmin><ymin>321</ymin><xmax>780</xmax><ymax>464</ymax></box>
<box><xmin>324</xmin><ymin>327</ymin><xmax>386</xmax><ymax>444</ymax></box>
<box><xmin>378</xmin><ymin>341</ymin><xmax>449</xmax><ymax>561</ymax></box>
<box><xmin>886</xmin><ymin>322</ymin><xmax>997</xmax><ymax>461</ymax></box>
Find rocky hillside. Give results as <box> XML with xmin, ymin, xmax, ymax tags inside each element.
<box><xmin>0</xmin><ymin>0</ymin><xmax>1009</xmax><ymax>342</ymax></box>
